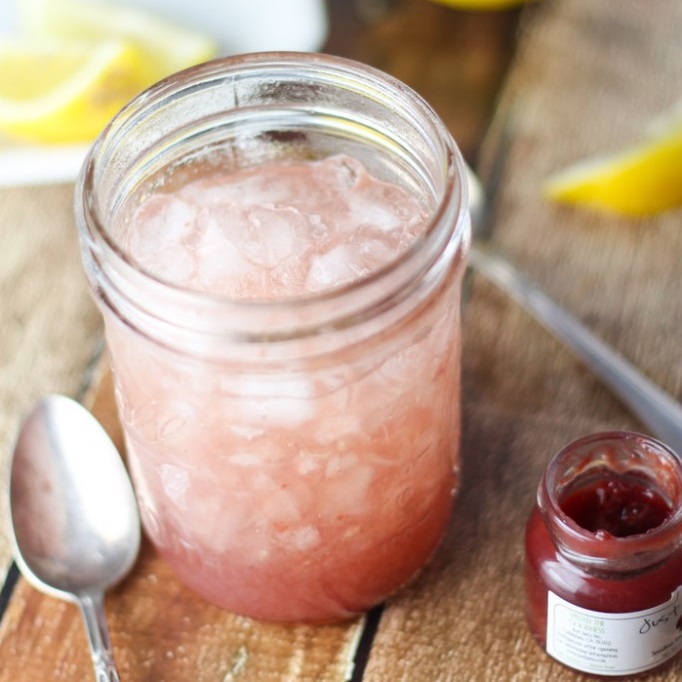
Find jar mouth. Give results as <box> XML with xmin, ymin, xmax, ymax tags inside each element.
<box><xmin>539</xmin><ymin>431</ymin><xmax>682</xmax><ymax>570</ymax></box>
<box><xmin>76</xmin><ymin>52</ymin><xmax>469</xmax><ymax>347</ymax></box>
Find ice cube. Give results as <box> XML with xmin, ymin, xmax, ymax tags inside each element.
<box><xmin>189</xmin><ymin>491</ymin><xmax>251</xmax><ymax>553</ymax></box>
<box><xmin>321</xmin><ymin>462</ymin><xmax>373</xmax><ymax>518</ymax></box>
<box><xmin>240</xmin><ymin>204</ymin><xmax>305</xmax><ymax>268</ymax></box>
<box><xmin>349</xmin><ymin>196</ymin><xmax>403</xmax><ymax>233</ymax></box>
<box><xmin>227</xmin><ymin>452</ymin><xmax>264</xmax><ymax>468</ymax></box>
<box><xmin>279</xmin><ymin>525</ymin><xmax>321</xmax><ymax>552</ymax></box>
<box><xmin>308</xmin><ymin>213</ymin><xmax>328</xmax><ymax>240</ymax></box>
<box><xmin>125</xmin><ymin>195</ymin><xmax>195</xmax><ymax>261</ymax></box>
<box><xmin>375</xmin><ymin>342</ymin><xmax>433</xmax><ymax>397</ymax></box>
<box><xmin>228</xmin><ymin>424</ymin><xmax>265</xmax><ymax>440</ymax></box>
<box><xmin>262</xmin><ymin>489</ymin><xmax>301</xmax><ymax>525</ymax></box>
<box><xmin>306</xmin><ymin>244</ymin><xmax>363</xmax><ymax>291</ymax></box>
<box><xmin>325</xmin><ymin>453</ymin><xmax>359</xmax><ymax>478</ymax></box>
<box><xmin>178</xmin><ymin>171</ymin><xmax>289</xmax><ymax>208</ymax></box>
<box><xmin>194</xmin><ymin>209</ymin><xmax>256</xmax><ymax>290</ymax></box>
<box><xmin>237</xmin><ymin>376</ymin><xmax>315</xmax><ymax>427</ymax></box>
<box><xmin>160</xmin><ymin>464</ymin><xmax>189</xmax><ymax>509</ymax></box>
<box><xmin>352</xmin><ymin>236</ymin><xmax>398</xmax><ymax>274</ymax></box>
<box><xmin>313</xmin><ymin>412</ymin><xmax>361</xmax><ymax>445</ymax></box>
<box><xmin>154</xmin><ymin>246</ymin><xmax>197</xmax><ymax>282</ymax></box>
<box><xmin>296</xmin><ymin>450</ymin><xmax>324</xmax><ymax>475</ymax></box>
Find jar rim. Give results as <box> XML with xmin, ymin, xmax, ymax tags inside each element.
<box><xmin>76</xmin><ymin>52</ymin><xmax>468</xmax><ymax>322</ymax></box>
<box><xmin>538</xmin><ymin>431</ymin><xmax>682</xmax><ymax>569</ymax></box>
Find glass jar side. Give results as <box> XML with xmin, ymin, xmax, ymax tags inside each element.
<box><xmin>108</xmin><ymin>256</ymin><xmax>464</xmax><ymax>621</ymax></box>
<box><xmin>525</xmin><ymin>432</ymin><xmax>682</xmax><ymax>670</ymax></box>
<box><xmin>75</xmin><ymin>53</ymin><xmax>470</xmax><ymax>622</ymax></box>
<box><xmin>77</xmin><ymin>52</ymin><xmax>469</xmax><ymax>355</ymax></box>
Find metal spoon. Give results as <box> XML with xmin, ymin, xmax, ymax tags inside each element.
<box><xmin>7</xmin><ymin>394</ymin><xmax>141</xmax><ymax>682</ymax></box>
<box><xmin>465</xmin><ymin>167</ymin><xmax>682</xmax><ymax>454</ymax></box>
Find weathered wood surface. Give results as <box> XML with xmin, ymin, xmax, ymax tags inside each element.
<box><xmin>1</xmin><ymin>0</ymin><xmax>681</xmax><ymax>679</ymax></box>
<box><xmin>0</xmin><ymin>184</ymin><xmax>101</xmax><ymax>578</ymax></box>
<box><xmin>0</xmin><ymin>2</ymin><xmax>520</xmax><ymax>679</ymax></box>
<box><xmin>0</xmin><ymin>0</ymin><xmax>518</xmax><ymax>585</ymax></box>
<box><xmin>0</xmin><ymin>367</ymin><xmax>365</xmax><ymax>682</ymax></box>
<box><xmin>361</xmin><ymin>0</ymin><xmax>682</xmax><ymax>680</ymax></box>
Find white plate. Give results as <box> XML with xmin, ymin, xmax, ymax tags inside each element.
<box><xmin>0</xmin><ymin>141</ymin><xmax>89</xmax><ymax>187</ymax></box>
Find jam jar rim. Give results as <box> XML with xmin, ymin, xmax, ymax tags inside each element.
<box><xmin>538</xmin><ymin>430</ymin><xmax>682</xmax><ymax>570</ymax></box>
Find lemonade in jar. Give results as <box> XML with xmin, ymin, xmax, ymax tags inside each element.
<box><xmin>76</xmin><ymin>53</ymin><xmax>470</xmax><ymax>622</ymax></box>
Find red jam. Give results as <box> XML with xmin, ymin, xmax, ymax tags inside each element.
<box><xmin>525</xmin><ymin>432</ymin><xmax>682</xmax><ymax>677</ymax></box>
<box><xmin>559</xmin><ymin>470</ymin><xmax>673</xmax><ymax>538</ymax></box>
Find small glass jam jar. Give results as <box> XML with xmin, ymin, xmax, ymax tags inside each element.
<box><xmin>526</xmin><ymin>431</ymin><xmax>682</xmax><ymax>677</ymax></box>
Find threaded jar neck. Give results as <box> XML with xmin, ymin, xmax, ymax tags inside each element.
<box><xmin>75</xmin><ymin>52</ymin><xmax>469</xmax><ymax>362</ymax></box>
<box><xmin>538</xmin><ymin>431</ymin><xmax>682</xmax><ymax>573</ymax></box>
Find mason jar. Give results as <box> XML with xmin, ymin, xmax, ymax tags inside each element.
<box><xmin>75</xmin><ymin>52</ymin><xmax>470</xmax><ymax>622</ymax></box>
<box><xmin>526</xmin><ymin>431</ymin><xmax>682</xmax><ymax>676</ymax></box>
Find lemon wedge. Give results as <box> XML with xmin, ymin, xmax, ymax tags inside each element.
<box><xmin>0</xmin><ymin>39</ymin><xmax>147</xmax><ymax>143</ymax></box>
<box><xmin>1</xmin><ymin>0</ymin><xmax>218</xmax><ymax>144</ymax></box>
<box><xmin>426</xmin><ymin>0</ymin><xmax>538</xmax><ymax>10</ymax></box>
<box><xmin>20</xmin><ymin>0</ymin><xmax>217</xmax><ymax>83</ymax></box>
<box><xmin>544</xmin><ymin>110</ymin><xmax>682</xmax><ymax>217</ymax></box>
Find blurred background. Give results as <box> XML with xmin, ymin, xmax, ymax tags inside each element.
<box><xmin>0</xmin><ymin>0</ymin><xmax>523</xmax><ymax>173</ymax></box>
<box><xmin>324</xmin><ymin>0</ymin><xmax>521</xmax><ymax>163</ymax></box>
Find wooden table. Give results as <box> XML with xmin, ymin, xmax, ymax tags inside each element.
<box><xmin>1</xmin><ymin>0</ymin><xmax>682</xmax><ymax>679</ymax></box>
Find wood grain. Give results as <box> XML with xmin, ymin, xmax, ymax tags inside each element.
<box><xmin>0</xmin><ymin>2</ymin><xmax>522</xmax><ymax>680</ymax></box>
<box><xmin>326</xmin><ymin>0</ymin><xmax>521</xmax><ymax>162</ymax></box>
<box><xmin>361</xmin><ymin>0</ymin><xmax>682</xmax><ymax>680</ymax></box>
<box><xmin>0</xmin><ymin>0</ymin><xmax>518</xmax><ymax>585</ymax></box>
<box><xmin>2</xmin><ymin>0</ymin><xmax>681</xmax><ymax>679</ymax></box>
<box><xmin>0</xmin><ymin>184</ymin><xmax>101</xmax><ymax>579</ymax></box>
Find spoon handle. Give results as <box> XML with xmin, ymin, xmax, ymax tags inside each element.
<box><xmin>79</xmin><ymin>593</ymin><xmax>121</xmax><ymax>682</ymax></box>
<box><xmin>470</xmin><ymin>243</ymin><xmax>682</xmax><ymax>454</ymax></box>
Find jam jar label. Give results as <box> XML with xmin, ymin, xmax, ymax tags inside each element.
<box><xmin>546</xmin><ymin>588</ymin><xmax>682</xmax><ymax>675</ymax></box>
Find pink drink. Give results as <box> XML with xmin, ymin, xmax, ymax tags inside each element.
<box><xmin>76</xmin><ymin>53</ymin><xmax>469</xmax><ymax>623</ymax></box>
<box><xmin>122</xmin><ymin>156</ymin><xmax>429</xmax><ymax>299</ymax></box>
<box><xmin>106</xmin><ymin>155</ymin><xmax>462</xmax><ymax>621</ymax></box>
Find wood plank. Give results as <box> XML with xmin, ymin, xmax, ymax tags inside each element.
<box><xmin>0</xmin><ymin>6</ymin><xmax>522</xmax><ymax>680</ymax></box>
<box><xmin>362</xmin><ymin>0</ymin><xmax>682</xmax><ymax>679</ymax></box>
<box><xmin>325</xmin><ymin>0</ymin><xmax>521</xmax><ymax>162</ymax></box>
<box><xmin>0</xmin><ymin>5</ymin><xmax>524</xmax><ymax>679</ymax></box>
<box><xmin>12</xmin><ymin>1</ymin><xmax>680</xmax><ymax>680</ymax></box>
<box><xmin>0</xmin><ymin>366</ymin><xmax>364</xmax><ymax>681</ymax></box>
<box><xmin>0</xmin><ymin>0</ymin><xmax>519</xmax><ymax>591</ymax></box>
<box><xmin>0</xmin><ymin>184</ymin><xmax>102</xmax><ymax>580</ymax></box>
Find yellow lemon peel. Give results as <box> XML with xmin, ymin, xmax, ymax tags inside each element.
<box><xmin>425</xmin><ymin>0</ymin><xmax>539</xmax><ymax>11</ymax></box>
<box><xmin>20</xmin><ymin>0</ymin><xmax>217</xmax><ymax>84</ymax></box>
<box><xmin>0</xmin><ymin>39</ymin><xmax>147</xmax><ymax>143</ymax></box>
<box><xmin>544</xmin><ymin>107</ymin><xmax>682</xmax><ymax>217</ymax></box>
<box><xmin>0</xmin><ymin>0</ymin><xmax>217</xmax><ymax>143</ymax></box>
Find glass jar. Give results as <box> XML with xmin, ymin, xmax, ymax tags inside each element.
<box><xmin>526</xmin><ymin>431</ymin><xmax>682</xmax><ymax>676</ymax></box>
<box><xmin>75</xmin><ymin>53</ymin><xmax>470</xmax><ymax>622</ymax></box>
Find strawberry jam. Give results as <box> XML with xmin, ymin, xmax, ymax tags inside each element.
<box><xmin>525</xmin><ymin>432</ymin><xmax>682</xmax><ymax>677</ymax></box>
<box><xmin>559</xmin><ymin>470</ymin><xmax>672</xmax><ymax>538</ymax></box>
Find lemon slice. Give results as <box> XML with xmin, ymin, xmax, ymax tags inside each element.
<box><xmin>426</xmin><ymin>0</ymin><xmax>538</xmax><ymax>10</ymax></box>
<box><xmin>20</xmin><ymin>0</ymin><xmax>217</xmax><ymax>83</ymax></box>
<box><xmin>543</xmin><ymin>122</ymin><xmax>682</xmax><ymax>216</ymax></box>
<box><xmin>0</xmin><ymin>39</ymin><xmax>147</xmax><ymax>143</ymax></box>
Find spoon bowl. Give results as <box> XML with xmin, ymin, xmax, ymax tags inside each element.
<box><xmin>8</xmin><ymin>394</ymin><xmax>140</xmax><ymax>681</ymax></box>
